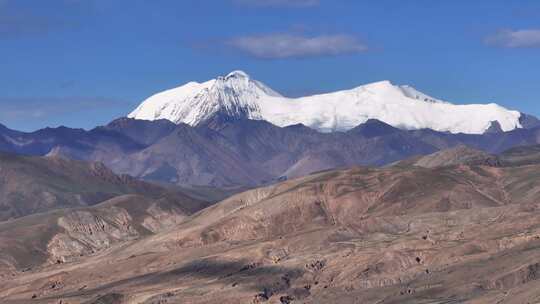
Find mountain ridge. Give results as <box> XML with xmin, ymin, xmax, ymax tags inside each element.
<box><xmin>0</xmin><ymin>151</ymin><xmax>166</xmax><ymax>221</ymax></box>
<box><xmin>128</xmin><ymin>70</ymin><xmax>525</xmax><ymax>134</ymax></box>
<box><xmin>1</xmin><ymin>117</ymin><xmax>540</xmax><ymax>187</ymax></box>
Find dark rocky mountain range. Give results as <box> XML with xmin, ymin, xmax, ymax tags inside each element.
<box><xmin>1</xmin><ymin>117</ymin><xmax>540</xmax><ymax>188</ymax></box>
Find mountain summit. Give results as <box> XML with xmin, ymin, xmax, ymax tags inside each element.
<box><xmin>129</xmin><ymin>70</ymin><xmax>523</xmax><ymax>134</ymax></box>
<box><xmin>128</xmin><ymin>70</ymin><xmax>280</xmax><ymax>126</ymax></box>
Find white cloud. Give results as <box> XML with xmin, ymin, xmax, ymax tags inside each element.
<box><xmin>227</xmin><ymin>33</ymin><xmax>367</xmax><ymax>59</ymax></box>
<box><xmin>485</xmin><ymin>29</ymin><xmax>540</xmax><ymax>48</ymax></box>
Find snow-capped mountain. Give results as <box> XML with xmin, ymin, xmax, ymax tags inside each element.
<box><xmin>128</xmin><ymin>71</ymin><xmax>279</xmax><ymax>126</ymax></box>
<box><xmin>128</xmin><ymin>70</ymin><xmax>523</xmax><ymax>134</ymax></box>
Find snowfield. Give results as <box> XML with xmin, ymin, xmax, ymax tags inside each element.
<box><xmin>128</xmin><ymin>70</ymin><xmax>522</xmax><ymax>134</ymax></box>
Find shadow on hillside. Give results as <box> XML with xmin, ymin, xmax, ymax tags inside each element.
<box><xmin>43</xmin><ymin>258</ymin><xmax>304</xmax><ymax>302</ymax></box>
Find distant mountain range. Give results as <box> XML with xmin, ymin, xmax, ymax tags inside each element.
<box><xmin>128</xmin><ymin>70</ymin><xmax>539</xmax><ymax>134</ymax></box>
<box><xmin>1</xmin><ymin>116</ymin><xmax>540</xmax><ymax>188</ymax></box>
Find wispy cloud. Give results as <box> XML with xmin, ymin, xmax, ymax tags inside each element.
<box><xmin>485</xmin><ymin>29</ymin><xmax>540</xmax><ymax>48</ymax></box>
<box><xmin>226</xmin><ymin>33</ymin><xmax>367</xmax><ymax>59</ymax></box>
<box><xmin>233</xmin><ymin>0</ymin><xmax>319</xmax><ymax>8</ymax></box>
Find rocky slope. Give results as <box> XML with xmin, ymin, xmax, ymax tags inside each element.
<box><xmin>0</xmin><ymin>152</ymin><xmax>166</xmax><ymax>221</ymax></box>
<box><xmin>499</xmin><ymin>144</ymin><xmax>540</xmax><ymax>166</ymax></box>
<box><xmin>0</xmin><ymin>193</ymin><xmax>209</xmax><ymax>275</ymax></box>
<box><xmin>393</xmin><ymin>145</ymin><xmax>501</xmax><ymax>168</ymax></box>
<box><xmin>3</xmin><ymin>146</ymin><xmax>540</xmax><ymax>303</ymax></box>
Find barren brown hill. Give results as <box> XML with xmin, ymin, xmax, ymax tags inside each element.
<box><xmin>2</xmin><ymin>147</ymin><xmax>540</xmax><ymax>303</ymax></box>
<box><xmin>499</xmin><ymin>144</ymin><xmax>540</xmax><ymax>167</ymax></box>
<box><xmin>405</xmin><ymin>145</ymin><xmax>501</xmax><ymax>168</ymax></box>
<box><xmin>0</xmin><ymin>152</ymin><xmax>168</xmax><ymax>221</ymax></box>
<box><xmin>0</xmin><ymin>192</ymin><xmax>211</xmax><ymax>274</ymax></box>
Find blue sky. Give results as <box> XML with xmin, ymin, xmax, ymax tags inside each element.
<box><xmin>1</xmin><ymin>0</ymin><xmax>539</xmax><ymax>131</ymax></box>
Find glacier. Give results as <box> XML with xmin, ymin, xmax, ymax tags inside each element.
<box><xmin>128</xmin><ymin>70</ymin><xmax>523</xmax><ymax>134</ymax></box>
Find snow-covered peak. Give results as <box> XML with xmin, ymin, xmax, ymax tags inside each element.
<box><xmin>128</xmin><ymin>71</ymin><xmax>524</xmax><ymax>134</ymax></box>
<box><xmin>363</xmin><ymin>79</ymin><xmax>394</xmax><ymax>87</ymax></box>
<box><xmin>225</xmin><ymin>70</ymin><xmax>250</xmax><ymax>79</ymax></box>
<box><xmin>399</xmin><ymin>85</ymin><xmax>445</xmax><ymax>104</ymax></box>
<box><xmin>128</xmin><ymin>71</ymin><xmax>282</xmax><ymax>125</ymax></box>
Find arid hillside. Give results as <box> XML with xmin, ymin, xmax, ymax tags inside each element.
<box><xmin>0</xmin><ymin>152</ymin><xmax>166</xmax><ymax>221</ymax></box>
<box><xmin>2</xmin><ymin>146</ymin><xmax>540</xmax><ymax>303</ymax></box>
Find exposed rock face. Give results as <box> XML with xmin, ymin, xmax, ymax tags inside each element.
<box><xmin>519</xmin><ymin>112</ymin><xmax>540</xmax><ymax>129</ymax></box>
<box><xmin>49</xmin><ymin>208</ymin><xmax>139</xmax><ymax>263</ymax></box>
<box><xmin>141</xmin><ymin>202</ymin><xmax>187</xmax><ymax>233</ymax></box>
<box><xmin>0</xmin><ymin>194</ymin><xmax>208</xmax><ymax>273</ymax></box>
<box><xmin>3</xmin><ymin>147</ymin><xmax>540</xmax><ymax>303</ymax></box>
